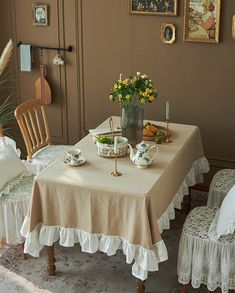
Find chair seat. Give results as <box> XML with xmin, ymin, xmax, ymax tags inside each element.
<box><xmin>0</xmin><ymin>175</ymin><xmax>35</xmax><ymax>244</ymax></box>
<box><xmin>31</xmin><ymin>145</ymin><xmax>71</xmax><ymax>172</ymax></box>
<box><xmin>177</xmin><ymin>206</ymin><xmax>235</xmax><ymax>293</ymax></box>
<box><xmin>207</xmin><ymin>169</ymin><xmax>235</xmax><ymax>207</ymax></box>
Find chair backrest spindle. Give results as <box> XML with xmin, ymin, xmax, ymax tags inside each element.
<box><xmin>15</xmin><ymin>99</ymin><xmax>52</xmax><ymax>160</ymax></box>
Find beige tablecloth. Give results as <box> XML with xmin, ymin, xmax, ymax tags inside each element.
<box><xmin>21</xmin><ymin>117</ymin><xmax>209</xmax><ymax>280</ymax></box>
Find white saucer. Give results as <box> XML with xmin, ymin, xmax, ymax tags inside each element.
<box><xmin>63</xmin><ymin>156</ymin><xmax>86</xmax><ymax>166</ymax></box>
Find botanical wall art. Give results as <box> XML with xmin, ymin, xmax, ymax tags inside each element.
<box><xmin>32</xmin><ymin>4</ymin><xmax>48</xmax><ymax>26</ymax></box>
<box><xmin>161</xmin><ymin>23</ymin><xmax>176</xmax><ymax>44</ymax></box>
<box><xmin>183</xmin><ymin>0</ymin><xmax>221</xmax><ymax>43</ymax></box>
<box><xmin>129</xmin><ymin>0</ymin><xmax>177</xmax><ymax>16</ymax></box>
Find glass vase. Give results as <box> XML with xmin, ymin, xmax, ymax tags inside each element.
<box><xmin>121</xmin><ymin>105</ymin><xmax>143</xmax><ymax>146</ymax></box>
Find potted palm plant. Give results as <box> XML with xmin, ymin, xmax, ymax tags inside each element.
<box><xmin>0</xmin><ymin>39</ymin><xmax>14</xmax><ymax>137</ymax></box>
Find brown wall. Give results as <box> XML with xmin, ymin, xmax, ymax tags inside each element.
<box><xmin>2</xmin><ymin>0</ymin><xmax>81</xmax><ymax>145</ymax></box>
<box><xmin>1</xmin><ymin>0</ymin><xmax>235</xmax><ymax>168</ymax></box>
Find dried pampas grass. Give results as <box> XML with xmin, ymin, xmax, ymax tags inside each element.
<box><xmin>0</xmin><ymin>38</ymin><xmax>13</xmax><ymax>76</ymax></box>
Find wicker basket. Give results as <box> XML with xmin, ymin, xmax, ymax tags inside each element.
<box><xmin>96</xmin><ymin>136</ymin><xmax>128</xmax><ymax>158</ymax></box>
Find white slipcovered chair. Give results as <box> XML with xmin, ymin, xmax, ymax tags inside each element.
<box><xmin>177</xmin><ymin>185</ymin><xmax>235</xmax><ymax>293</ymax></box>
<box><xmin>207</xmin><ymin>169</ymin><xmax>235</xmax><ymax>208</ymax></box>
<box><xmin>15</xmin><ymin>99</ymin><xmax>71</xmax><ymax>173</ymax></box>
<box><xmin>0</xmin><ymin>135</ymin><xmax>35</xmax><ymax>255</ymax></box>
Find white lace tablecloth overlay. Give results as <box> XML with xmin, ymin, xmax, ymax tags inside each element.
<box><xmin>21</xmin><ymin>157</ymin><xmax>209</xmax><ymax>281</ymax></box>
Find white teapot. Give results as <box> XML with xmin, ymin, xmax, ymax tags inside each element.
<box><xmin>128</xmin><ymin>141</ymin><xmax>159</xmax><ymax>168</ymax></box>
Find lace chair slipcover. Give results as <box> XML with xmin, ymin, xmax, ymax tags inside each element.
<box><xmin>177</xmin><ymin>206</ymin><xmax>235</xmax><ymax>293</ymax></box>
<box><xmin>207</xmin><ymin>169</ymin><xmax>235</xmax><ymax>208</ymax></box>
<box><xmin>15</xmin><ymin>99</ymin><xmax>71</xmax><ymax>173</ymax></box>
<box><xmin>0</xmin><ymin>174</ymin><xmax>35</xmax><ymax>245</ymax></box>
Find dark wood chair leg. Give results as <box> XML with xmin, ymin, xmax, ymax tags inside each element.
<box><xmin>136</xmin><ymin>279</ymin><xmax>145</xmax><ymax>293</ymax></box>
<box><xmin>18</xmin><ymin>243</ymin><xmax>27</xmax><ymax>260</ymax></box>
<box><xmin>182</xmin><ymin>284</ymin><xmax>187</xmax><ymax>293</ymax></box>
<box><xmin>47</xmin><ymin>244</ymin><xmax>56</xmax><ymax>275</ymax></box>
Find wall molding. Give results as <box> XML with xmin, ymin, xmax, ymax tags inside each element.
<box><xmin>208</xmin><ymin>156</ymin><xmax>235</xmax><ymax>169</ymax></box>
<box><xmin>77</xmin><ymin>0</ymin><xmax>86</xmax><ymax>137</ymax></box>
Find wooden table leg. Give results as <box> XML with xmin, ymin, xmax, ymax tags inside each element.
<box><xmin>182</xmin><ymin>284</ymin><xmax>187</xmax><ymax>293</ymax></box>
<box><xmin>136</xmin><ymin>279</ymin><xmax>145</xmax><ymax>293</ymax></box>
<box><xmin>18</xmin><ymin>243</ymin><xmax>27</xmax><ymax>260</ymax></box>
<box><xmin>47</xmin><ymin>244</ymin><xmax>56</xmax><ymax>275</ymax></box>
<box><xmin>0</xmin><ymin>238</ymin><xmax>6</xmax><ymax>248</ymax></box>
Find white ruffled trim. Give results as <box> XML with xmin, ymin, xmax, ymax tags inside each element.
<box><xmin>21</xmin><ymin>216</ymin><xmax>168</xmax><ymax>281</ymax></box>
<box><xmin>157</xmin><ymin>157</ymin><xmax>209</xmax><ymax>233</ymax></box>
<box><xmin>20</xmin><ymin>156</ymin><xmax>209</xmax><ymax>281</ymax></box>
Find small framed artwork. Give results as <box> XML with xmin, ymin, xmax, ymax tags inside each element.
<box><xmin>183</xmin><ymin>0</ymin><xmax>221</xmax><ymax>43</ymax></box>
<box><xmin>161</xmin><ymin>23</ymin><xmax>176</xmax><ymax>44</ymax></box>
<box><xmin>32</xmin><ymin>4</ymin><xmax>48</xmax><ymax>26</ymax></box>
<box><xmin>232</xmin><ymin>15</ymin><xmax>235</xmax><ymax>40</ymax></box>
<box><xmin>129</xmin><ymin>0</ymin><xmax>177</xmax><ymax>16</ymax></box>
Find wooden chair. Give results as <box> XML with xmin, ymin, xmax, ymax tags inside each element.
<box><xmin>15</xmin><ymin>99</ymin><xmax>71</xmax><ymax>170</ymax></box>
<box><xmin>15</xmin><ymin>99</ymin><xmax>51</xmax><ymax>161</ymax></box>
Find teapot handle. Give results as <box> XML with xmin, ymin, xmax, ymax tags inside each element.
<box><xmin>149</xmin><ymin>145</ymin><xmax>159</xmax><ymax>161</ymax></box>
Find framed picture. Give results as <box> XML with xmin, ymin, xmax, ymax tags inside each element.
<box><xmin>183</xmin><ymin>0</ymin><xmax>221</xmax><ymax>43</ymax></box>
<box><xmin>161</xmin><ymin>23</ymin><xmax>176</xmax><ymax>44</ymax></box>
<box><xmin>32</xmin><ymin>4</ymin><xmax>48</xmax><ymax>26</ymax></box>
<box><xmin>129</xmin><ymin>0</ymin><xmax>177</xmax><ymax>16</ymax></box>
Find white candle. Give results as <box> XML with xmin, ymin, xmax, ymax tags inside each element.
<box><xmin>119</xmin><ymin>73</ymin><xmax>122</xmax><ymax>81</ymax></box>
<box><xmin>114</xmin><ymin>136</ymin><xmax>118</xmax><ymax>154</ymax></box>
<box><xmin>166</xmin><ymin>101</ymin><xmax>170</xmax><ymax>121</ymax></box>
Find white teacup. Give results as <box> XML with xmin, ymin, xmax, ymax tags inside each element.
<box><xmin>66</xmin><ymin>149</ymin><xmax>81</xmax><ymax>163</ymax></box>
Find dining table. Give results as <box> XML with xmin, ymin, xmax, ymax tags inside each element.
<box><xmin>21</xmin><ymin>117</ymin><xmax>209</xmax><ymax>293</ymax></box>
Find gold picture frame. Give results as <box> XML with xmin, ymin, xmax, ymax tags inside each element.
<box><xmin>161</xmin><ymin>23</ymin><xmax>176</xmax><ymax>44</ymax></box>
<box><xmin>183</xmin><ymin>0</ymin><xmax>221</xmax><ymax>43</ymax></box>
<box><xmin>32</xmin><ymin>4</ymin><xmax>48</xmax><ymax>26</ymax></box>
<box><xmin>232</xmin><ymin>15</ymin><xmax>235</xmax><ymax>40</ymax></box>
<box><xmin>129</xmin><ymin>0</ymin><xmax>177</xmax><ymax>16</ymax></box>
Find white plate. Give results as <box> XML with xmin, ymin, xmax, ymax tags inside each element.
<box><xmin>63</xmin><ymin>156</ymin><xmax>86</xmax><ymax>166</ymax></box>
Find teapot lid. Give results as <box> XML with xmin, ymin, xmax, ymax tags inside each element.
<box><xmin>136</xmin><ymin>141</ymin><xmax>150</xmax><ymax>150</ymax></box>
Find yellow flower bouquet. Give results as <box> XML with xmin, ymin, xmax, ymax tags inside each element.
<box><xmin>108</xmin><ymin>72</ymin><xmax>158</xmax><ymax>145</ymax></box>
<box><xmin>109</xmin><ymin>72</ymin><xmax>158</xmax><ymax>108</ymax></box>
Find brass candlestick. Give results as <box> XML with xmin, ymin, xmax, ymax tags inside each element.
<box><xmin>111</xmin><ymin>153</ymin><xmax>122</xmax><ymax>177</ymax></box>
<box><xmin>165</xmin><ymin>120</ymin><xmax>172</xmax><ymax>143</ymax></box>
